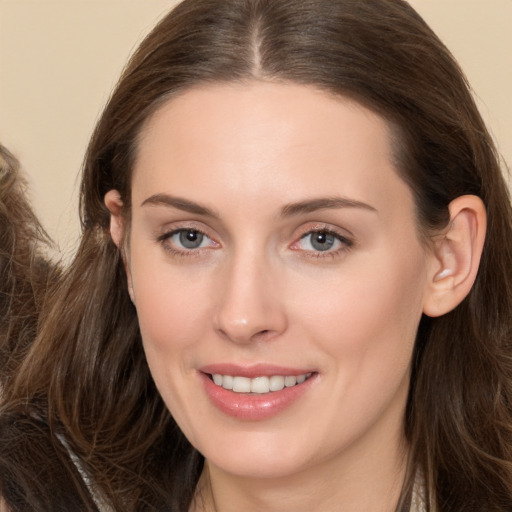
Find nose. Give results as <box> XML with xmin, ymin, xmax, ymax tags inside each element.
<box><xmin>213</xmin><ymin>252</ymin><xmax>288</xmax><ymax>345</ymax></box>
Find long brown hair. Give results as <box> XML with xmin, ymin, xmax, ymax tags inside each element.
<box><xmin>2</xmin><ymin>1</ymin><xmax>512</xmax><ymax>510</ymax></box>
<box><xmin>0</xmin><ymin>145</ymin><xmax>56</xmax><ymax>392</ymax></box>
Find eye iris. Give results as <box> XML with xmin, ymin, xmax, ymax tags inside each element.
<box><xmin>179</xmin><ymin>230</ymin><xmax>204</xmax><ymax>249</ymax></box>
<box><xmin>310</xmin><ymin>231</ymin><xmax>335</xmax><ymax>251</ymax></box>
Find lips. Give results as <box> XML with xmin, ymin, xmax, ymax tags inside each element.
<box><xmin>199</xmin><ymin>364</ymin><xmax>317</xmax><ymax>420</ymax></box>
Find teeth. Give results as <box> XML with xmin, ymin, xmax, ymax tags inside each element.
<box><xmin>251</xmin><ymin>376</ymin><xmax>270</xmax><ymax>393</ymax></box>
<box><xmin>222</xmin><ymin>375</ymin><xmax>234</xmax><ymax>390</ymax></box>
<box><xmin>284</xmin><ymin>375</ymin><xmax>297</xmax><ymax>387</ymax></box>
<box><xmin>269</xmin><ymin>375</ymin><xmax>285</xmax><ymax>391</ymax></box>
<box><xmin>211</xmin><ymin>372</ymin><xmax>312</xmax><ymax>394</ymax></box>
<box><xmin>232</xmin><ymin>376</ymin><xmax>251</xmax><ymax>393</ymax></box>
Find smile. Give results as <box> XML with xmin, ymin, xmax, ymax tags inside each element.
<box><xmin>200</xmin><ymin>369</ymin><xmax>317</xmax><ymax>420</ymax></box>
<box><xmin>210</xmin><ymin>373</ymin><xmax>313</xmax><ymax>394</ymax></box>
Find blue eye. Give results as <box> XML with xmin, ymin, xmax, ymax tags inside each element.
<box><xmin>167</xmin><ymin>229</ymin><xmax>212</xmax><ymax>250</ymax></box>
<box><xmin>298</xmin><ymin>230</ymin><xmax>348</xmax><ymax>252</ymax></box>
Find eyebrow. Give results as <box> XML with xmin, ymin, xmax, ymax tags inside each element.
<box><xmin>140</xmin><ymin>193</ymin><xmax>377</xmax><ymax>218</ymax></box>
<box><xmin>141</xmin><ymin>194</ymin><xmax>219</xmax><ymax>217</ymax></box>
<box><xmin>280</xmin><ymin>197</ymin><xmax>377</xmax><ymax>217</ymax></box>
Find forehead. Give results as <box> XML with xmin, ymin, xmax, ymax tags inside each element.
<box><xmin>131</xmin><ymin>81</ymin><xmax>413</xmax><ymax>220</ymax></box>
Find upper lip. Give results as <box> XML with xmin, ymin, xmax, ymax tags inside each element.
<box><xmin>199</xmin><ymin>363</ymin><xmax>315</xmax><ymax>378</ymax></box>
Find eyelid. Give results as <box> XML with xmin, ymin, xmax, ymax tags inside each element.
<box><xmin>293</xmin><ymin>222</ymin><xmax>354</xmax><ymax>242</ymax></box>
<box><xmin>154</xmin><ymin>221</ymin><xmax>353</xmax><ymax>260</ymax></box>
<box><xmin>157</xmin><ymin>226</ymin><xmax>209</xmax><ymax>242</ymax></box>
<box><xmin>289</xmin><ymin>223</ymin><xmax>354</xmax><ymax>257</ymax></box>
<box><xmin>156</xmin><ymin>222</ymin><xmax>221</xmax><ymax>256</ymax></box>
<box><xmin>156</xmin><ymin>219</ymin><xmax>216</xmax><ymax>240</ymax></box>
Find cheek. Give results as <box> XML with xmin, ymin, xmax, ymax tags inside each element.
<box><xmin>128</xmin><ymin>247</ymin><xmax>212</xmax><ymax>363</ymax></box>
<box><xmin>291</xmin><ymin>250</ymin><xmax>426</xmax><ymax>438</ymax></box>
<box><xmin>295</xmin><ymin>245</ymin><xmax>427</xmax><ymax>369</ymax></box>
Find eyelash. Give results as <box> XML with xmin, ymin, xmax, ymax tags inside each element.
<box><xmin>291</xmin><ymin>227</ymin><xmax>354</xmax><ymax>259</ymax></box>
<box><xmin>157</xmin><ymin>226</ymin><xmax>354</xmax><ymax>260</ymax></box>
<box><xmin>157</xmin><ymin>227</ymin><xmax>216</xmax><ymax>257</ymax></box>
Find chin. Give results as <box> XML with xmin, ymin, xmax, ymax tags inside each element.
<box><xmin>198</xmin><ymin>432</ymin><xmax>316</xmax><ymax>480</ymax></box>
<box><xmin>208</xmin><ymin>455</ymin><xmax>308</xmax><ymax>480</ymax></box>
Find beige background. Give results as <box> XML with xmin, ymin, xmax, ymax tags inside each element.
<box><xmin>1</xmin><ymin>0</ymin><xmax>511</xmax><ymax>255</ymax></box>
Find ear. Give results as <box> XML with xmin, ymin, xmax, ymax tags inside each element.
<box><xmin>104</xmin><ymin>189</ymin><xmax>125</xmax><ymax>248</ymax></box>
<box><xmin>104</xmin><ymin>189</ymin><xmax>135</xmax><ymax>303</ymax></box>
<box><xmin>423</xmin><ymin>195</ymin><xmax>486</xmax><ymax>317</ymax></box>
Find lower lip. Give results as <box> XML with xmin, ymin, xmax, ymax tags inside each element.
<box><xmin>199</xmin><ymin>372</ymin><xmax>316</xmax><ymax>421</ymax></box>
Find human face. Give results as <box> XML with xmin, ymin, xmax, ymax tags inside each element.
<box><xmin>125</xmin><ymin>82</ymin><xmax>432</xmax><ymax>481</ymax></box>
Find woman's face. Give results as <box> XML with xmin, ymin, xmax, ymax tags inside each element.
<box><xmin>123</xmin><ymin>82</ymin><xmax>434</xmax><ymax>480</ymax></box>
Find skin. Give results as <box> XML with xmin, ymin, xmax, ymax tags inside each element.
<box><xmin>106</xmin><ymin>82</ymin><xmax>486</xmax><ymax>511</ymax></box>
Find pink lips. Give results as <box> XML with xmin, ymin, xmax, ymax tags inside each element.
<box><xmin>198</xmin><ymin>364</ymin><xmax>316</xmax><ymax>421</ymax></box>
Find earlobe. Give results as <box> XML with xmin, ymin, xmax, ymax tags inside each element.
<box><xmin>423</xmin><ymin>195</ymin><xmax>486</xmax><ymax>318</ymax></box>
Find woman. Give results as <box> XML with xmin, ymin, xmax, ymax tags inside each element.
<box><xmin>0</xmin><ymin>145</ymin><xmax>56</xmax><ymax>393</ymax></box>
<box><xmin>1</xmin><ymin>0</ymin><xmax>511</xmax><ymax>510</ymax></box>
